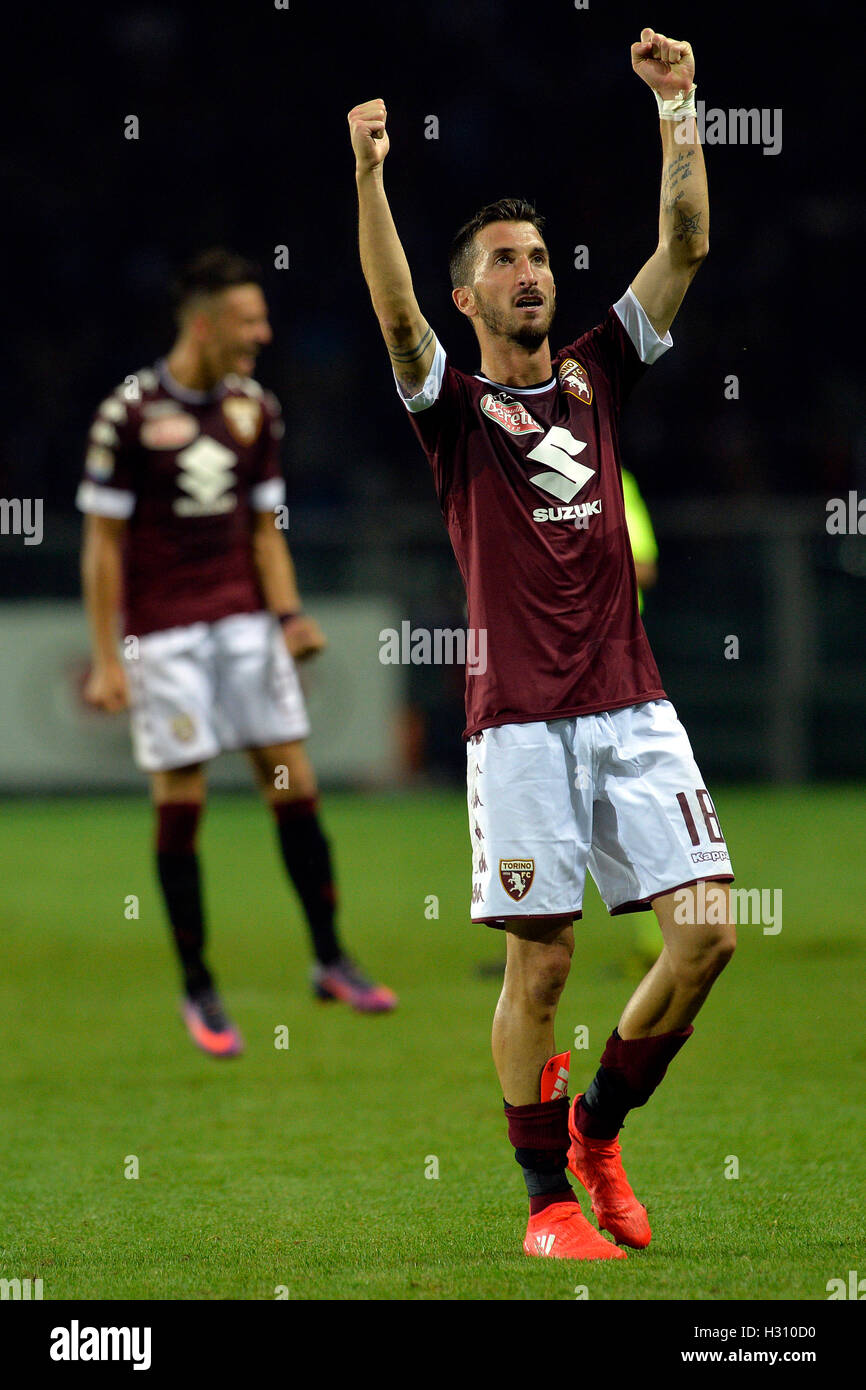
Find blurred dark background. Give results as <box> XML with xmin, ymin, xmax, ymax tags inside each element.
<box><xmin>2</xmin><ymin>1</ymin><xmax>863</xmax><ymax>784</ymax></box>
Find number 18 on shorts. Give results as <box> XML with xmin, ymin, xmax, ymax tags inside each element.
<box><xmin>466</xmin><ymin>700</ymin><xmax>733</xmax><ymax>925</ymax></box>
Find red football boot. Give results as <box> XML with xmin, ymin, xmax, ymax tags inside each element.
<box><xmin>523</xmin><ymin>1201</ymin><xmax>627</xmax><ymax>1260</ymax></box>
<box><xmin>181</xmin><ymin>987</ymin><xmax>244</xmax><ymax>1058</ymax></box>
<box><xmin>312</xmin><ymin>956</ymin><xmax>397</xmax><ymax>1013</ymax></box>
<box><xmin>567</xmin><ymin>1095</ymin><xmax>651</xmax><ymax>1248</ymax></box>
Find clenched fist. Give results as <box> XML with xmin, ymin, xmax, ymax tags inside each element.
<box><xmin>283</xmin><ymin>614</ymin><xmax>327</xmax><ymax>663</ymax></box>
<box><xmin>83</xmin><ymin>657</ymin><xmax>129</xmax><ymax>713</ymax></box>
<box><xmin>631</xmin><ymin>28</ymin><xmax>695</xmax><ymax>100</ymax></box>
<box><xmin>348</xmin><ymin>99</ymin><xmax>389</xmax><ymax>174</ymax></box>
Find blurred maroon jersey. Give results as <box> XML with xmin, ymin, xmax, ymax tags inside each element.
<box><xmin>398</xmin><ymin>289</ymin><xmax>671</xmax><ymax>738</ymax></box>
<box><xmin>77</xmin><ymin>361</ymin><xmax>285</xmax><ymax>636</ymax></box>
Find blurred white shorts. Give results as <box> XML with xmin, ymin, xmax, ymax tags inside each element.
<box><xmin>466</xmin><ymin>699</ymin><xmax>733</xmax><ymax>924</ymax></box>
<box><xmin>124</xmin><ymin>611</ymin><xmax>310</xmax><ymax>772</ymax></box>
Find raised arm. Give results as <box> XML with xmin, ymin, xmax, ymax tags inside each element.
<box><xmin>348</xmin><ymin>99</ymin><xmax>437</xmax><ymax>395</ymax></box>
<box><xmin>628</xmin><ymin>28</ymin><xmax>709</xmax><ymax>339</ymax></box>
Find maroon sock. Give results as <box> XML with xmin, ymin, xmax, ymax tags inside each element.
<box><xmin>576</xmin><ymin>1025</ymin><xmax>694</xmax><ymax>1139</ymax></box>
<box><xmin>272</xmin><ymin>798</ymin><xmax>342</xmax><ymax>966</ymax></box>
<box><xmin>504</xmin><ymin>1096</ymin><xmax>578</xmax><ymax>1215</ymax></box>
<box><xmin>155</xmin><ymin>802</ymin><xmax>211</xmax><ymax>994</ymax></box>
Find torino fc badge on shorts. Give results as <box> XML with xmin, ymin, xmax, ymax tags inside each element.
<box><xmin>499</xmin><ymin>858</ymin><xmax>535</xmax><ymax>902</ymax></box>
<box><xmin>170</xmin><ymin>714</ymin><xmax>196</xmax><ymax>743</ymax></box>
<box><xmin>222</xmin><ymin>397</ymin><xmax>263</xmax><ymax>445</ymax></box>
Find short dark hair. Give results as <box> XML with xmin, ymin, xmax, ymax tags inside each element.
<box><xmin>172</xmin><ymin>248</ymin><xmax>263</xmax><ymax>318</ymax></box>
<box><xmin>449</xmin><ymin>198</ymin><xmax>546</xmax><ymax>289</ymax></box>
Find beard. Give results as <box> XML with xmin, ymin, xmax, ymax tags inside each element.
<box><xmin>473</xmin><ymin>287</ymin><xmax>556</xmax><ymax>352</ymax></box>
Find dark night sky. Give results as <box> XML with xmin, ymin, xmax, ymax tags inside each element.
<box><xmin>5</xmin><ymin>1</ymin><xmax>862</xmax><ymax>529</ymax></box>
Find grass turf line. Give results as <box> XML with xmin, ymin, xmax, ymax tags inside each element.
<box><xmin>0</xmin><ymin>787</ymin><xmax>864</xmax><ymax>1299</ymax></box>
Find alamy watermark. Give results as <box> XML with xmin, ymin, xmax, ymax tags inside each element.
<box><xmin>675</xmin><ymin>102</ymin><xmax>782</xmax><ymax>156</ymax></box>
<box><xmin>379</xmin><ymin>622</ymin><xmax>487</xmax><ymax>675</ymax></box>
<box><xmin>1</xmin><ymin>1276</ymin><xmax>43</xmax><ymax>1300</ymax></box>
<box><xmin>50</xmin><ymin>1321</ymin><xmax>152</xmax><ymax>1370</ymax></box>
<box><xmin>827</xmin><ymin>1269</ymin><xmax>866</xmax><ymax>1299</ymax></box>
<box><xmin>826</xmin><ymin>492</ymin><xmax>866</xmax><ymax>535</ymax></box>
<box><xmin>674</xmin><ymin>882</ymin><xmax>782</xmax><ymax>935</ymax></box>
<box><xmin>0</xmin><ymin>498</ymin><xmax>43</xmax><ymax>545</ymax></box>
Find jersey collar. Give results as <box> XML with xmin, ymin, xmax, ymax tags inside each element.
<box><xmin>474</xmin><ymin>371</ymin><xmax>556</xmax><ymax>395</ymax></box>
<box><xmin>156</xmin><ymin>358</ymin><xmax>225</xmax><ymax>406</ymax></box>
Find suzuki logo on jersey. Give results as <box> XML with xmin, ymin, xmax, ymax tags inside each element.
<box><xmin>480</xmin><ymin>392</ymin><xmax>544</xmax><ymax>436</ymax></box>
<box><xmin>558</xmin><ymin>357</ymin><xmax>593</xmax><ymax>404</ymax></box>
<box><xmin>173</xmin><ymin>436</ymin><xmax>238</xmax><ymax>516</ymax></box>
<box><xmin>527</xmin><ymin>426</ymin><xmax>595</xmax><ymax>502</ymax></box>
<box><xmin>533</xmin><ymin>500</ymin><xmax>603</xmax><ymax>523</ymax></box>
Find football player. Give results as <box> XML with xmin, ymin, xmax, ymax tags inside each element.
<box><xmin>79</xmin><ymin>249</ymin><xmax>396</xmax><ymax>1057</ymax></box>
<box><xmin>348</xmin><ymin>28</ymin><xmax>734</xmax><ymax>1259</ymax></box>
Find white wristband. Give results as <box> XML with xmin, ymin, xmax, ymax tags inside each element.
<box><xmin>654</xmin><ymin>82</ymin><xmax>697</xmax><ymax>120</ymax></box>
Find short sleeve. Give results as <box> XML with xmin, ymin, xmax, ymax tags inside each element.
<box><xmin>75</xmin><ymin>389</ymin><xmax>139</xmax><ymax>519</ymax></box>
<box><xmin>393</xmin><ymin>337</ymin><xmax>466</xmax><ymax>502</ymax></box>
<box><xmin>250</xmin><ymin>390</ymin><xmax>287</xmax><ymax>512</ymax></box>
<box><xmin>562</xmin><ymin>287</ymin><xmax>673</xmax><ymax>416</ymax></box>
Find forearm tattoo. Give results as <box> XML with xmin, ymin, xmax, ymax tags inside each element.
<box><xmin>673</xmin><ymin>208</ymin><xmax>704</xmax><ymax>244</ymax></box>
<box><xmin>388</xmin><ymin>326</ymin><xmax>434</xmax><ymax>362</ymax></box>
<box><xmin>661</xmin><ymin>148</ymin><xmax>695</xmax><ymax>215</ymax></box>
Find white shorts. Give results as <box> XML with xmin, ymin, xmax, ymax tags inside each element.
<box><xmin>124</xmin><ymin>612</ymin><xmax>310</xmax><ymax>772</ymax></box>
<box><xmin>467</xmin><ymin>700</ymin><xmax>733</xmax><ymax>924</ymax></box>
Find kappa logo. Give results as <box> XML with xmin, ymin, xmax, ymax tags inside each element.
<box><xmin>222</xmin><ymin>396</ymin><xmax>263</xmax><ymax>445</ymax></box>
<box><xmin>480</xmin><ymin>393</ymin><xmax>544</xmax><ymax>436</ymax></box>
<box><xmin>90</xmin><ymin>419</ymin><xmax>119</xmax><ymax>448</ymax></box>
<box><xmin>97</xmin><ymin>396</ymin><xmax>128</xmax><ymax>425</ymax></box>
<box><xmin>500</xmin><ymin>858</ymin><xmax>535</xmax><ymax>902</ymax></box>
<box><xmin>85</xmin><ymin>446</ymin><xmax>115</xmax><ymax>481</ymax></box>
<box><xmin>535</xmin><ymin>1234</ymin><xmax>556</xmax><ymax>1255</ymax></box>
<box><xmin>173</xmin><ymin>436</ymin><xmax>238</xmax><ymax>516</ymax></box>
<box><xmin>558</xmin><ymin>358</ymin><xmax>593</xmax><ymax>404</ymax></box>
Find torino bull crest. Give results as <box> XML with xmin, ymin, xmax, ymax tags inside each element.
<box><xmin>499</xmin><ymin>859</ymin><xmax>535</xmax><ymax>903</ymax></box>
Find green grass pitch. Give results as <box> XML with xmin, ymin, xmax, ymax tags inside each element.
<box><xmin>1</xmin><ymin>786</ymin><xmax>864</xmax><ymax>1301</ymax></box>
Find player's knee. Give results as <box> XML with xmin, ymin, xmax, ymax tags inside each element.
<box><xmin>673</xmin><ymin>927</ymin><xmax>736</xmax><ymax>991</ymax></box>
<box><xmin>518</xmin><ymin>944</ymin><xmax>572</xmax><ymax>1017</ymax></box>
<box><xmin>708</xmin><ymin>926</ymin><xmax>736</xmax><ymax>976</ymax></box>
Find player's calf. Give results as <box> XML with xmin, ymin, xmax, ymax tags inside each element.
<box><xmin>653</xmin><ymin>880</ymin><xmax>736</xmax><ymax>1012</ymax></box>
<box><xmin>493</xmin><ymin>920</ymin><xmax>574</xmax><ymax>1107</ymax></box>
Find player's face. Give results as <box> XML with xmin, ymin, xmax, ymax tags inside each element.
<box><xmin>461</xmin><ymin>221</ymin><xmax>556</xmax><ymax>350</ymax></box>
<box><xmin>200</xmin><ymin>284</ymin><xmax>272</xmax><ymax>382</ymax></box>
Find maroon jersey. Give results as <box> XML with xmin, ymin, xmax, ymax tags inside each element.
<box><xmin>77</xmin><ymin>361</ymin><xmax>286</xmax><ymax>636</ymax></box>
<box><xmin>399</xmin><ymin>288</ymin><xmax>671</xmax><ymax>738</ymax></box>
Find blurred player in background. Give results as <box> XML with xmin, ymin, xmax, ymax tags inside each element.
<box><xmin>78</xmin><ymin>249</ymin><xmax>396</xmax><ymax>1056</ymax></box>
<box><xmin>349</xmin><ymin>27</ymin><xmax>735</xmax><ymax>1260</ymax></box>
<box><xmin>623</xmin><ymin>467</ymin><xmax>665</xmax><ymax>969</ymax></box>
<box><xmin>622</xmin><ymin>467</ymin><xmax>658</xmax><ymax>613</ymax></box>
